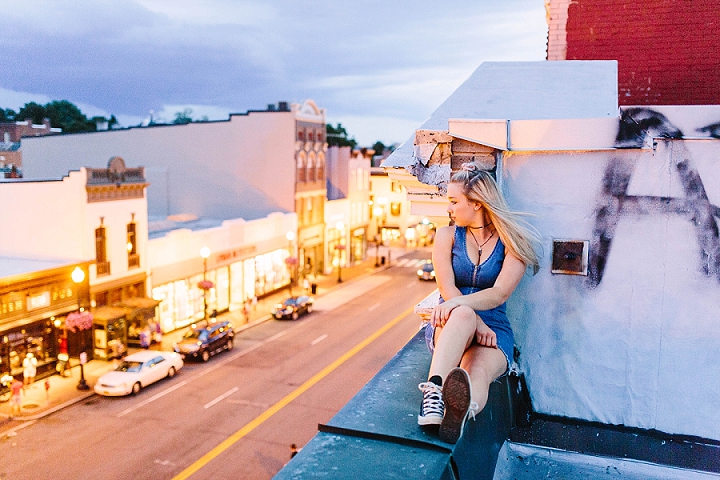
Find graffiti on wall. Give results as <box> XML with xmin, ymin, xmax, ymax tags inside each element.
<box><xmin>588</xmin><ymin>108</ymin><xmax>720</xmax><ymax>287</ymax></box>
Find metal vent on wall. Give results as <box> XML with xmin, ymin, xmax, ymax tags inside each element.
<box><xmin>552</xmin><ymin>240</ymin><xmax>589</xmax><ymax>275</ymax></box>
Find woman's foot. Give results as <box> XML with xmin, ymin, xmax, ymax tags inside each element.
<box><xmin>439</xmin><ymin>368</ymin><xmax>478</xmax><ymax>443</ymax></box>
<box><xmin>417</xmin><ymin>381</ymin><xmax>444</xmax><ymax>426</ymax></box>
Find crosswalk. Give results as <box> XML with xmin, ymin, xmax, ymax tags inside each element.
<box><xmin>393</xmin><ymin>258</ymin><xmax>432</xmax><ymax>268</ymax></box>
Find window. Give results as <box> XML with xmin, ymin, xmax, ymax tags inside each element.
<box><xmin>316</xmin><ymin>152</ymin><xmax>325</xmax><ymax>182</ymax></box>
<box><xmin>127</xmin><ymin>221</ymin><xmax>139</xmax><ymax>268</ymax></box>
<box><xmin>307</xmin><ymin>153</ymin><xmax>316</xmax><ymax>182</ymax></box>
<box><xmin>308</xmin><ymin>131</ymin><xmax>314</xmax><ymax>142</ymax></box>
<box><xmin>390</xmin><ymin>202</ymin><xmax>401</xmax><ymax>216</ymax></box>
<box><xmin>297</xmin><ymin>153</ymin><xmax>306</xmax><ymax>182</ymax></box>
<box><xmin>298</xmin><ymin>131</ymin><xmax>305</xmax><ymax>141</ymax></box>
<box><xmin>96</xmin><ymin>224</ymin><xmax>110</xmax><ymax>276</ymax></box>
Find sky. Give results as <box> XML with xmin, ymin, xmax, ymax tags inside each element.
<box><xmin>0</xmin><ymin>0</ymin><xmax>548</xmax><ymax>147</ymax></box>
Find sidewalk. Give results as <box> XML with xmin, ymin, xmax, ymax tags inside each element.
<box><xmin>0</xmin><ymin>246</ymin><xmax>409</xmax><ymax>428</ymax></box>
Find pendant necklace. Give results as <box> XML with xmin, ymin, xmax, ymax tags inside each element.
<box><xmin>468</xmin><ymin>227</ymin><xmax>495</xmax><ymax>265</ymax></box>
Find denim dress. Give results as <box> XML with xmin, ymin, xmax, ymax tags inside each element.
<box><xmin>424</xmin><ymin>226</ymin><xmax>514</xmax><ymax>372</ymax></box>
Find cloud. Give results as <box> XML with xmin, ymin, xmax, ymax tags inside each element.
<box><xmin>0</xmin><ymin>0</ymin><xmax>549</xmax><ymax>145</ymax></box>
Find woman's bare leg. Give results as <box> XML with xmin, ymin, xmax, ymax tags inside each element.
<box><xmin>459</xmin><ymin>345</ymin><xmax>507</xmax><ymax>411</ymax></box>
<box><xmin>428</xmin><ymin>306</ymin><xmax>476</xmax><ymax>382</ymax></box>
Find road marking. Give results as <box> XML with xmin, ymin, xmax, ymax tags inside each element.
<box><xmin>407</xmin><ymin>281</ymin><xmax>417</xmax><ymax>288</ymax></box>
<box><xmin>226</xmin><ymin>399</ymin><xmax>268</xmax><ymax>409</ymax></box>
<box><xmin>310</xmin><ymin>334</ymin><xmax>328</xmax><ymax>345</ymax></box>
<box><xmin>116</xmin><ymin>380</ymin><xmax>187</xmax><ymax>417</ymax></box>
<box><xmin>204</xmin><ymin>387</ymin><xmax>239</xmax><ymax>409</ymax></box>
<box><xmin>368</xmin><ymin>302</ymin><xmax>381</xmax><ymax>311</ymax></box>
<box><xmin>172</xmin><ymin>305</ymin><xmax>415</xmax><ymax>480</ymax></box>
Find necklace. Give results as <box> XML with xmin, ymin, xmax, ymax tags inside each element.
<box><xmin>468</xmin><ymin>227</ymin><xmax>495</xmax><ymax>264</ymax></box>
<box><xmin>468</xmin><ymin>221</ymin><xmax>492</xmax><ymax>230</ymax></box>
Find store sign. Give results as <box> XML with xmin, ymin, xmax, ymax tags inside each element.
<box><xmin>27</xmin><ymin>291</ymin><xmax>51</xmax><ymax>311</ymax></box>
<box><xmin>216</xmin><ymin>245</ymin><xmax>258</xmax><ymax>263</ymax></box>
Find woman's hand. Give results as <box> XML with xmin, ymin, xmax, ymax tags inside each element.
<box><xmin>475</xmin><ymin>318</ymin><xmax>497</xmax><ymax>348</ymax></box>
<box><xmin>430</xmin><ymin>299</ymin><xmax>459</xmax><ymax>328</ymax></box>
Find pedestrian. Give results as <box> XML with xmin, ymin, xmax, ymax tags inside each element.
<box><xmin>302</xmin><ymin>278</ymin><xmax>310</xmax><ymax>295</ymax></box>
<box><xmin>417</xmin><ymin>162</ymin><xmax>540</xmax><ymax>444</ymax></box>
<box><xmin>23</xmin><ymin>352</ymin><xmax>37</xmax><ymax>389</ymax></box>
<box><xmin>251</xmin><ymin>295</ymin><xmax>258</xmax><ymax>311</ymax></box>
<box><xmin>290</xmin><ymin>443</ymin><xmax>300</xmax><ymax>459</ymax></box>
<box><xmin>10</xmin><ymin>377</ymin><xmax>23</xmax><ymax>417</ymax></box>
<box><xmin>44</xmin><ymin>378</ymin><xmax>50</xmax><ymax>403</ymax></box>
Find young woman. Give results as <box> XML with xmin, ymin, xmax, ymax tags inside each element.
<box><xmin>418</xmin><ymin>162</ymin><xmax>540</xmax><ymax>444</ymax></box>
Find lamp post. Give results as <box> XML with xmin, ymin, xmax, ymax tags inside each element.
<box><xmin>200</xmin><ymin>246</ymin><xmax>210</xmax><ymax>321</ymax></box>
<box><xmin>336</xmin><ymin>221</ymin><xmax>345</xmax><ymax>283</ymax></box>
<box><xmin>71</xmin><ymin>267</ymin><xmax>90</xmax><ymax>391</ymax></box>
<box><xmin>285</xmin><ymin>231</ymin><xmax>296</xmax><ymax>296</ymax></box>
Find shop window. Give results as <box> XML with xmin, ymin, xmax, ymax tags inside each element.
<box><xmin>95</xmin><ymin>223</ymin><xmax>110</xmax><ymax>276</ymax></box>
<box><xmin>390</xmin><ymin>202</ymin><xmax>401</xmax><ymax>216</ymax></box>
<box><xmin>127</xmin><ymin>220</ymin><xmax>139</xmax><ymax>269</ymax></box>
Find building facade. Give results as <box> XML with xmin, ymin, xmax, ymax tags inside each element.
<box><xmin>21</xmin><ymin>100</ymin><xmax>327</xmax><ymax>277</ymax></box>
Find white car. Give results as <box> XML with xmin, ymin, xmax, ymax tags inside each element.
<box><xmin>94</xmin><ymin>350</ymin><xmax>183</xmax><ymax>396</ymax></box>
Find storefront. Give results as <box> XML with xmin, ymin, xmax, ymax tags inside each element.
<box><xmin>152</xmin><ymin>246</ymin><xmax>293</xmax><ymax>331</ymax></box>
<box><xmin>350</xmin><ymin>227</ymin><xmax>367</xmax><ymax>264</ymax></box>
<box><xmin>0</xmin><ymin>263</ymin><xmax>91</xmax><ymax>381</ymax></box>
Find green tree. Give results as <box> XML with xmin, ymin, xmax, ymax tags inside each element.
<box><xmin>173</xmin><ymin>108</ymin><xmax>193</xmax><ymax>124</ymax></box>
<box><xmin>326</xmin><ymin>123</ymin><xmax>357</xmax><ymax>149</ymax></box>
<box><xmin>0</xmin><ymin>108</ymin><xmax>16</xmax><ymax>123</ymax></box>
<box><xmin>45</xmin><ymin>100</ymin><xmax>95</xmax><ymax>133</ymax></box>
<box><xmin>371</xmin><ymin>141</ymin><xmax>385</xmax><ymax>156</ymax></box>
<box><xmin>16</xmin><ymin>102</ymin><xmax>47</xmax><ymax>124</ymax></box>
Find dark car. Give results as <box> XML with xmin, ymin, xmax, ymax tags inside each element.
<box><xmin>173</xmin><ymin>320</ymin><xmax>234</xmax><ymax>362</ymax></box>
<box><xmin>417</xmin><ymin>260</ymin><xmax>436</xmax><ymax>281</ymax></box>
<box><xmin>272</xmin><ymin>296</ymin><xmax>314</xmax><ymax>320</ymax></box>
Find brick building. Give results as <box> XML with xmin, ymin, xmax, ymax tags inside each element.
<box><xmin>546</xmin><ymin>0</ymin><xmax>720</xmax><ymax>105</ymax></box>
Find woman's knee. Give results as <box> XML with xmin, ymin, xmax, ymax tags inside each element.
<box><xmin>445</xmin><ymin>306</ymin><xmax>476</xmax><ymax>332</ymax></box>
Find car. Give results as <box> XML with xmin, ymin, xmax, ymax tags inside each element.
<box><xmin>272</xmin><ymin>295</ymin><xmax>314</xmax><ymax>320</ymax></box>
<box><xmin>94</xmin><ymin>350</ymin><xmax>183</xmax><ymax>396</ymax></box>
<box><xmin>417</xmin><ymin>260</ymin><xmax>436</xmax><ymax>281</ymax></box>
<box><xmin>173</xmin><ymin>320</ymin><xmax>234</xmax><ymax>362</ymax></box>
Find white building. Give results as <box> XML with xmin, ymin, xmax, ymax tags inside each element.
<box><xmin>21</xmin><ymin>100</ymin><xmax>328</xmax><ymax>277</ymax></box>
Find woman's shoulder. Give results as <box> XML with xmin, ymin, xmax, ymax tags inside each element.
<box><xmin>435</xmin><ymin>225</ymin><xmax>456</xmax><ymax>241</ymax></box>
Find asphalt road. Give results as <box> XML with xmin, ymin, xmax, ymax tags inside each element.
<box><xmin>0</xmin><ymin>250</ymin><xmax>438</xmax><ymax>480</ymax></box>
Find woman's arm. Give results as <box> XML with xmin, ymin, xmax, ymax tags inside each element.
<box><xmin>432</xmin><ymin>226</ymin><xmax>462</xmax><ymax>301</ymax></box>
<box><xmin>431</xmin><ymin>251</ymin><xmax>526</xmax><ymax>326</ymax></box>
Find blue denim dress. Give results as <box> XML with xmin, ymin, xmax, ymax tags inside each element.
<box><xmin>424</xmin><ymin>226</ymin><xmax>513</xmax><ymax>372</ymax></box>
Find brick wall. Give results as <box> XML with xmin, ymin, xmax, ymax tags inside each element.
<box><xmin>548</xmin><ymin>0</ymin><xmax>720</xmax><ymax>105</ymax></box>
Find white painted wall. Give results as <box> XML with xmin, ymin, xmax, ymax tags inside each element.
<box><xmin>0</xmin><ymin>169</ymin><xmax>149</xmax><ymax>288</ymax></box>
<box><xmin>21</xmin><ymin>112</ymin><xmax>297</xmax><ymax>221</ymax></box>
<box><xmin>505</xmin><ymin>132</ymin><xmax>720</xmax><ymax>440</ymax></box>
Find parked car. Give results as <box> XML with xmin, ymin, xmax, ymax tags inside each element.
<box><xmin>272</xmin><ymin>296</ymin><xmax>314</xmax><ymax>320</ymax></box>
<box><xmin>94</xmin><ymin>351</ymin><xmax>183</xmax><ymax>396</ymax></box>
<box><xmin>173</xmin><ymin>320</ymin><xmax>234</xmax><ymax>362</ymax></box>
<box><xmin>417</xmin><ymin>260</ymin><xmax>436</xmax><ymax>281</ymax></box>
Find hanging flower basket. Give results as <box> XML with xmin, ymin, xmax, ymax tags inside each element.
<box><xmin>285</xmin><ymin>256</ymin><xmax>298</xmax><ymax>266</ymax></box>
<box><xmin>66</xmin><ymin>311</ymin><xmax>93</xmax><ymax>332</ymax></box>
<box><xmin>198</xmin><ymin>280</ymin><xmax>214</xmax><ymax>290</ymax></box>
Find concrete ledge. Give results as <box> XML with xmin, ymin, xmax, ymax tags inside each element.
<box><xmin>275</xmin><ymin>330</ymin><xmax>517</xmax><ymax>479</ymax></box>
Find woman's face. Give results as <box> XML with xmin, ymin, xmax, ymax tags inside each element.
<box><xmin>446</xmin><ymin>182</ymin><xmax>478</xmax><ymax>226</ymax></box>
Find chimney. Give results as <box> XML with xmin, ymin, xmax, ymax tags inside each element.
<box><xmin>267</xmin><ymin>104</ymin><xmax>277</xmax><ymax>111</ymax></box>
<box><xmin>278</xmin><ymin>101</ymin><xmax>289</xmax><ymax>111</ymax></box>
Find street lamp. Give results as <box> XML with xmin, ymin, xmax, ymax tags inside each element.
<box><xmin>71</xmin><ymin>267</ymin><xmax>90</xmax><ymax>391</ymax></box>
<box><xmin>373</xmin><ymin>234</ymin><xmax>381</xmax><ymax>267</ymax></box>
<box><xmin>336</xmin><ymin>221</ymin><xmax>345</xmax><ymax>283</ymax></box>
<box><xmin>285</xmin><ymin>231</ymin><xmax>297</xmax><ymax>296</ymax></box>
<box><xmin>200</xmin><ymin>246</ymin><xmax>210</xmax><ymax>321</ymax></box>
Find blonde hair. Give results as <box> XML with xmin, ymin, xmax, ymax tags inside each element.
<box><xmin>451</xmin><ymin>163</ymin><xmax>540</xmax><ymax>272</ymax></box>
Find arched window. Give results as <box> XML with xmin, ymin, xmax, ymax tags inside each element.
<box><xmin>308</xmin><ymin>131</ymin><xmax>314</xmax><ymax>142</ymax></box>
<box><xmin>316</xmin><ymin>152</ymin><xmax>325</xmax><ymax>182</ymax></box>
<box><xmin>297</xmin><ymin>153</ymin><xmax>307</xmax><ymax>182</ymax></box>
<box><xmin>298</xmin><ymin>130</ymin><xmax>305</xmax><ymax>142</ymax></box>
<box><xmin>307</xmin><ymin>152</ymin><xmax>316</xmax><ymax>182</ymax></box>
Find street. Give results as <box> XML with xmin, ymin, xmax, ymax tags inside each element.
<box><xmin>0</xmin><ymin>250</ymin><xmax>437</xmax><ymax>479</ymax></box>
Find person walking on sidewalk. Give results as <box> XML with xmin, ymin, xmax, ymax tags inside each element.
<box><xmin>10</xmin><ymin>377</ymin><xmax>23</xmax><ymax>417</ymax></box>
<box><xmin>417</xmin><ymin>162</ymin><xmax>540</xmax><ymax>444</ymax></box>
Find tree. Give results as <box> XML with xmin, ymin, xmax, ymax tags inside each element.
<box><xmin>372</xmin><ymin>141</ymin><xmax>385</xmax><ymax>156</ymax></box>
<box><xmin>326</xmin><ymin>123</ymin><xmax>357</xmax><ymax>149</ymax></box>
<box><xmin>0</xmin><ymin>108</ymin><xmax>16</xmax><ymax>123</ymax></box>
<box><xmin>12</xmin><ymin>100</ymin><xmax>116</xmax><ymax>133</ymax></box>
<box><xmin>173</xmin><ymin>108</ymin><xmax>193</xmax><ymax>124</ymax></box>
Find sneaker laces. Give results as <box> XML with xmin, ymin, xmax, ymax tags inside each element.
<box><xmin>418</xmin><ymin>382</ymin><xmax>444</xmax><ymax>416</ymax></box>
<box><xmin>467</xmin><ymin>401</ymin><xmax>480</xmax><ymax>421</ymax></box>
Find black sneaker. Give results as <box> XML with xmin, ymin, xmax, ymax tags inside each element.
<box><xmin>417</xmin><ymin>381</ymin><xmax>444</xmax><ymax>426</ymax></box>
<box><xmin>439</xmin><ymin>368</ymin><xmax>478</xmax><ymax>443</ymax></box>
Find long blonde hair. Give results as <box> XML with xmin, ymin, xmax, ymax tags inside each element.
<box><xmin>451</xmin><ymin>163</ymin><xmax>540</xmax><ymax>272</ymax></box>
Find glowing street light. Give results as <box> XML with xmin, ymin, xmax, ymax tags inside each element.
<box><xmin>200</xmin><ymin>247</ymin><xmax>211</xmax><ymax>321</ymax></box>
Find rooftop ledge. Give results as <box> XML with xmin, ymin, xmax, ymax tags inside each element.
<box><xmin>276</xmin><ymin>292</ymin><xmax>720</xmax><ymax>479</ymax></box>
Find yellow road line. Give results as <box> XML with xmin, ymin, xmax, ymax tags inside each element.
<box><xmin>173</xmin><ymin>305</ymin><xmax>415</xmax><ymax>480</ymax></box>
